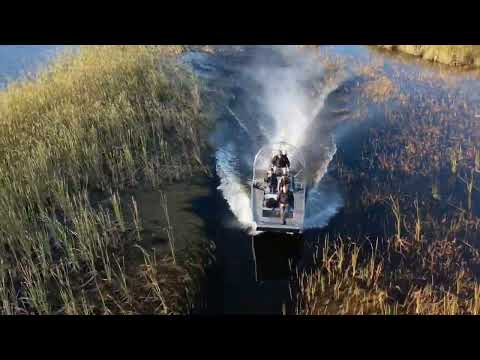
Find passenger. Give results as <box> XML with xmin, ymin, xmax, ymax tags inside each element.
<box><xmin>264</xmin><ymin>170</ymin><xmax>271</xmax><ymax>182</ymax></box>
<box><xmin>271</xmin><ymin>150</ymin><xmax>282</xmax><ymax>175</ymax></box>
<box><xmin>271</xmin><ymin>150</ymin><xmax>280</xmax><ymax>167</ymax></box>
<box><xmin>278</xmin><ymin>150</ymin><xmax>290</xmax><ymax>169</ymax></box>
<box><xmin>287</xmin><ymin>186</ymin><xmax>294</xmax><ymax>208</ymax></box>
<box><xmin>278</xmin><ymin>174</ymin><xmax>290</xmax><ymax>193</ymax></box>
<box><xmin>264</xmin><ymin>170</ymin><xmax>278</xmax><ymax>194</ymax></box>
<box><xmin>277</xmin><ymin>185</ymin><xmax>290</xmax><ymax>225</ymax></box>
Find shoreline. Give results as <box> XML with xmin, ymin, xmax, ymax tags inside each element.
<box><xmin>376</xmin><ymin>45</ymin><xmax>480</xmax><ymax>68</ymax></box>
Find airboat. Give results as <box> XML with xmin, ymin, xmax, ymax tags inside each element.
<box><xmin>251</xmin><ymin>142</ymin><xmax>306</xmax><ymax>234</ymax></box>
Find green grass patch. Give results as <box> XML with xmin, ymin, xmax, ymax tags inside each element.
<box><xmin>0</xmin><ymin>45</ymin><xmax>213</xmax><ymax>314</ymax></box>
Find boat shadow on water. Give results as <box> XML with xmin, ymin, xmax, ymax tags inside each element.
<box><xmin>252</xmin><ymin>232</ymin><xmax>303</xmax><ymax>282</ymax></box>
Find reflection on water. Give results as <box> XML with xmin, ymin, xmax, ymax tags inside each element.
<box><xmin>0</xmin><ymin>45</ymin><xmax>71</xmax><ymax>88</ymax></box>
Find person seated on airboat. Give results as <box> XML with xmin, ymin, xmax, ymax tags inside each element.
<box><xmin>271</xmin><ymin>149</ymin><xmax>290</xmax><ymax>176</ymax></box>
<box><xmin>271</xmin><ymin>150</ymin><xmax>280</xmax><ymax>175</ymax></box>
<box><xmin>264</xmin><ymin>169</ymin><xmax>278</xmax><ymax>194</ymax></box>
<box><xmin>277</xmin><ymin>183</ymin><xmax>294</xmax><ymax>225</ymax></box>
<box><xmin>278</xmin><ymin>150</ymin><xmax>290</xmax><ymax>171</ymax></box>
<box><xmin>278</xmin><ymin>173</ymin><xmax>290</xmax><ymax>193</ymax></box>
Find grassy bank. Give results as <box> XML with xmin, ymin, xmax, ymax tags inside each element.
<box><xmin>0</xmin><ymin>45</ymin><xmax>213</xmax><ymax>314</ymax></box>
<box><xmin>296</xmin><ymin>230</ymin><xmax>480</xmax><ymax>315</ymax></box>
<box><xmin>295</xmin><ymin>56</ymin><xmax>480</xmax><ymax>314</ymax></box>
<box><xmin>377</xmin><ymin>45</ymin><xmax>480</xmax><ymax>68</ymax></box>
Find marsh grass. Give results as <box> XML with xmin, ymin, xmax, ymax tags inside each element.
<box><xmin>377</xmin><ymin>45</ymin><xmax>480</xmax><ymax>68</ymax></box>
<box><xmin>297</xmin><ymin>226</ymin><xmax>480</xmax><ymax>315</ymax></box>
<box><xmin>0</xmin><ymin>45</ymin><xmax>213</xmax><ymax>314</ymax></box>
<box><xmin>296</xmin><ymin>49</ymin><xmax>480</xmax><ymax>314</ymax></box>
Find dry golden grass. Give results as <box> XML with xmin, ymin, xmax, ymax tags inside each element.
<box><xmin>360</xmin><ymin>75</ymin><xmax>399</xmax><ymax>103</ymax></box>
<box><xmin>378</xmin><ymin>45</ymin><xmax>480</xmax><ymax>68</ymax></box>
<box><xmin>296</xmin><ymin>233</ymin><xmax>480</xmax><ymax>315</ymax></box>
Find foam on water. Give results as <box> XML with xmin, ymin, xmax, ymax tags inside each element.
<box><xmin>215</xmin><ymin>144</ymin><xmax>254</xmax><ymax>228</ymax></box>
<box><xmin>184</xmin><ymin>46</ymin><xmax>346</xmax><ymax>232</ymax></box>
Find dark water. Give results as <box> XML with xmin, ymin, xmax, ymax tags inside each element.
<box><xmin>0</xmin><ymin>45</ymin><xmax>67</xmax><ymax>88</ymax></box>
